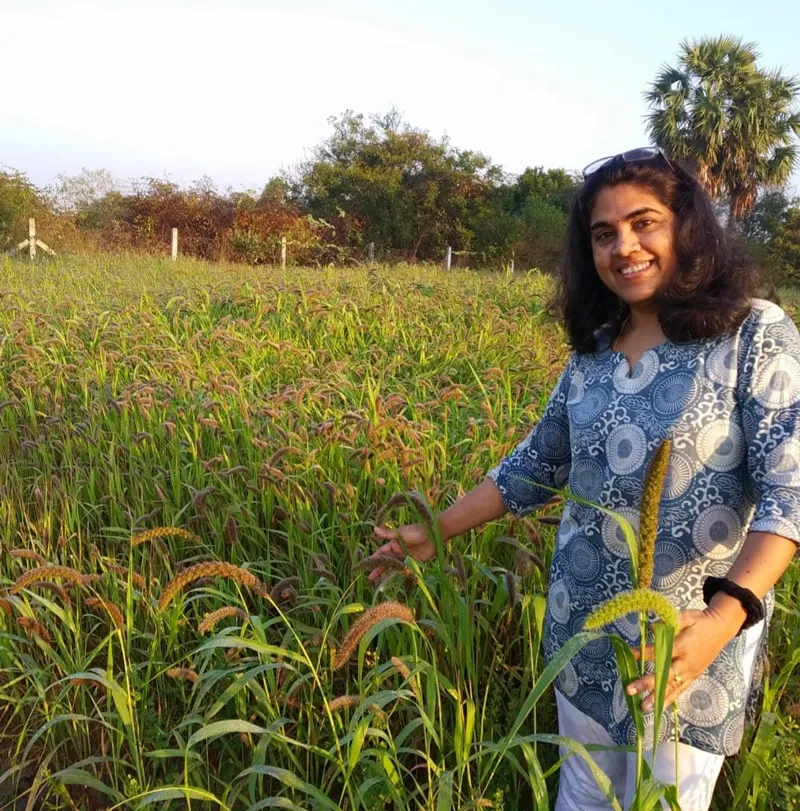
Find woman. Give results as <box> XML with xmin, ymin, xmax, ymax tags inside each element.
<box><xmin>367</xmin><ymin>148</ymin><xmax>800</xmax><ymax>810</ymax></box>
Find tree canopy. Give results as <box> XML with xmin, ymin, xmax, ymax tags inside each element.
<box><xmin>646</xmin><ymin>36</ymin><xmax>800</xmax><ymax>220</ymax></box>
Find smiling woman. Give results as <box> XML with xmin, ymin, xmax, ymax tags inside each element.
<box><xmin>558</xmin><ymin>151</ymin><xmax>761</xmax><ymax>356</ymax></box>
<box><xmin>368</xmin><ymin>149</ymin><xmax>800</xmax><ymax>811</ymax></box>
<box><xmin>491</xmin><ymin>153</ymin><xmax>800</xmax><ymax>809</ymax></box>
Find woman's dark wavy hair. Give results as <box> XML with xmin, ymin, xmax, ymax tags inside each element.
<box><xmin>558</xmin><ymin>155</ymin><xmax>761</xmax><ymax>354</ymax></box>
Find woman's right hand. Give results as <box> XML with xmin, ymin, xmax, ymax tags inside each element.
<box><xmin>366</xmin><ymin>523</ymin><xmax>437</xmax><ymax>582</ymax></box>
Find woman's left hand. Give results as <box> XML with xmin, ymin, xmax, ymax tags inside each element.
<box><xmin>626</xmin><ymin>607</ymin><xmax>741</xmax><ymax>713</ymax></box>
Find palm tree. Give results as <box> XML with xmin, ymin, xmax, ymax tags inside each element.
<box><xmin>645</xmin><ymin>36</ymin><xmax>800</xmax><ymax>221</ymax></box>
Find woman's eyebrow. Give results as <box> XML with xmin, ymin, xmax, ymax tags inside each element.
<box><xmin>590</xmin><ymin>207</ymin><xmax>661</xmax><ymax>231</ymax></box>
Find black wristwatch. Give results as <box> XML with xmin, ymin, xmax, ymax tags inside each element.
<box><xmin>702</xmin><ymin>577</ymin><xmax>765</xmax><ymax>635</ymax></box>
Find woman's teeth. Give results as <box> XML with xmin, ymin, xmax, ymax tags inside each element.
<box><xmin>619</xmin><ymin>260</ymin><xmax>651</xmax><ymax>276</ymax></box>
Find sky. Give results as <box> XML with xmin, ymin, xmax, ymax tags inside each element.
<box><xmin>2</xmin><ymin>0</ymin><xmax>799</xmax><ymax>194</ymax></box>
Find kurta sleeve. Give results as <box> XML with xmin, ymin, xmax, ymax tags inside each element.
<box><xmin>737</xmin><ymin>302</ymin><xmax>800</xmax><ymax>545</ymax></box>
<box><xmin>486</xmin><ymin>356</ymin><xmax>575</xmax><ymax>517</ymax></box>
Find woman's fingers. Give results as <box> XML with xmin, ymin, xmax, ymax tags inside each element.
<box><xmin>628</xmin><ymin>658</ymin><xmax>693</xmax><ymax>712</ymax></box>
<box><xmin>370</xmin><ymin>539</ymin><xmax>404</xmax><ymax>558</ymax></box>
<box><xmin>627</xmin><ymin>674</ymin><xmax>656</xmax><ymax>696</ymax></box>
<box><xmin>367</xmin><ymin>528</ymin><xmax>407</xmax><ymax>582</ymax></box>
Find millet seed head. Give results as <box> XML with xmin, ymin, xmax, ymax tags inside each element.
<box><xmin>583</xmin><ymin>588</ymin><xmax>680</xmax><ymax>633</ymax></box>
<box><xmin>166</xmin><ymin>667</ymin><xmax>199</xmax><ymax>684</ymax></box>
<box><xmin>197</xmin><ymin>606</ymin><xmax>249</xmax><ymax>634</ymax></box>
<box><xmin>85</xmin><ymin>597</ymin><xmax>125</xmax><ymax>630</ymax></box>
<box><xmin>10</xmin><ymin>566</ymin><xmax>85</xmax><ymax>595</ymax></box>
<box><xmin>333</xmin><ymin>600</ymin><xmax>416</xmax><ymax>671</ymax></box>
<box><xmin>637</xmin><ymin>438</ymin><xmax>672</xmax><ymax>590</ymax></box>
<box><xmin>131</xmin><ymin>527</ymin><xmax>197</xmax><ymax>547</ymax></box>
<box><xmin>158</xmin><ymin>561</ymin><xmax>269</xmax><ymax>611</ymax></box>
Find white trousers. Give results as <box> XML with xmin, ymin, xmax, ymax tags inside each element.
<box><xmin>554</xmin><ymin>620</ymin><xmax>765</xmax><ymax>811</ymax></box>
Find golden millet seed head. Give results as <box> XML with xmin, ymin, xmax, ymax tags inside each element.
<box><xmin>333</xmin><ymin>601</ymin><xmax>416</xmax><ymax>671</ymax></box>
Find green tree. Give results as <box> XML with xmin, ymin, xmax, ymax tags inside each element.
<box><xmin>0</xmin><ymin>167</ymin><xmax>42</xmax><ymax>250</ymax></box>
<box><xmin>297</xmin><ymin>110</ymin><xmax>503</xmax><ymax>261</ymax></box>
<box><xmin>510</xmin><ymin>166</ymin><xmax>578</xmax><ymax>215</ymax></box>
<box><xmin>491</xmin><ymin>167</ymin><xmax>577</xmax><ymax>271</ymax></box>
<box><xmin>50</xmin><ymin>168</ymin><xmax>120</xmax><ymax>214</ymax></box>
<box><xmin>646</xmin><ymin>36</ymin><xmax>800</xmax><ymax>220</ymax></box>
<box><xmin>739</xmin><ymin>190</ymin><xmax>800</xmax><ymax>284</ymax></box>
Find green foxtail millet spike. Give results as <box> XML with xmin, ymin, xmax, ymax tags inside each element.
<box><xmin>637</xmin><ymin>438</ymin><xmax>672</xmax><ymax>590</ymax></box>
<box><xmin>583</xmin><ymin>588</ymin><xmax>680</xmax><ymax>633</ymax></box>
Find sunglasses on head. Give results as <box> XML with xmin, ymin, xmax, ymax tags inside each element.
<box><xmin>582</xmin><ymin>146</ymin><xmax>674</xmax><ymax>179</ymax></box>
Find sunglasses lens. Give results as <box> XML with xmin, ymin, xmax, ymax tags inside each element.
<box><xmin>620</xmin><ymin>147</ymin><xmax>660</xmax><ymax>162</ymax></box>
<box><xmin>582</xmin><ymin>156</ymin><xmax>612</xmax><ymax>177</ymax></box>
<box><xmin>583</xmin><ymin>147</ymin><xmax>668</xmax><ymax>179</ymax></box>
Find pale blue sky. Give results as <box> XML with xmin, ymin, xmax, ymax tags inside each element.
<box><xmin>2</xmin><ymin>0</ymin><xmax>799</xmax><ymax>193</ymax></box>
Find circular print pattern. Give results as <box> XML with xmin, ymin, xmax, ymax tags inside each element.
<box><xmin>764</xmin><ymin>437</ymin><xmax>800</xmax><ymax>487</ymax></box>
<box><xmin>705</xmin><ymin>337</ymin><xmax>738</xmax><ymax>387</ymax></box>
<box><xmin>579</xmin><ymin>632</ymin><xmax>613</xmax><ymax>662</ymax></box>
<box><xmin>567</xmin><ymin>537</ymin><xmax>602</xmax><ymax>584</ymax></box>
<box><xmin>613</xmin><ymin>348</ymin><xmax>659</xmax><ymax>394</ymax></box>
<box><xmin>752</xmin><ymin>354</ymin><xmax>800</xmax><ymax>409</ymax></box>
<box><xmin>613</xmin><ymin>610</ymin><xmax>641</xmax><ymax>643</ymax></box>
<box><xmin>677</xmin><ymin>675</ymin><xmax>729</xmax><ymax>727</ymax></box>
<box><xmin>572</xmin><ymin>386</ymin><xmax>610</xmax><ymax>425</ymax></box>
<box><xmin>696</xmin><ymin>420</ymin><xmax>745</xmax><ymax>472</ymax></box>
<box><xmin>558</xmin><ymin>660</ymin><xmax>579</xmax><ymax>697</ymax></box>
<box><xmin>652</xmin><ymin>540</ymin><xmax>689</xmax><ymax>589</ymax></box>
<box><xmin>535</xmin><ymin>421</ymin><xmax>571</xmax><ymax>461</ymax></box>
<box><xmin>606</xmin><ymin>424</ymin><xmax>647</xmax><ymax>475</ymax></box>
<box><xmin>578</xmin><ymin>689</ymin><xmax>611</xmax><ymax>726</ymax></box>
<box><xmin>612</xmin><ymin>678</ymin><xmax>629</xmax><ymax>723</ymax></box>
<box><xmin>663</xmin><ymin>452</ymin><xmax>694</xmax><ymax>499</ymax></box>
<box><xmin>556</xmin><ymin>506</ymin><xmax>579</xmax><ymax>550</ymax></box>
<box><xmin>571</xmin><ymin>458</ymin><xmax>604</xmax><ymax>501</ymax></box>
<box><xmin>751</xmin><ymin>299</ymin><xmax>785</xmax><ymax>324</ymax></box>
<box><xmin>567</xmin><ymin>370</ymin><xmax>585</xmax><ymax>405</ymax></box>
<box><xmin>626</xmin><ymin>713</ymin><xmax>657</xmax><ymax>748</ymax></box>
<box><xmin>721</xmin><ymin>712</ymin><xmax>746</xmax><ymax>754</ymax></box>
<box><xmin>652</xmin><ymin>372</ymin><xmax>700</xmax><ymax>417</ymax></box>
<box><xmin>601</xmin><ymin>507</ymin><xmax>640</xmax><ymax>557</ymax></box>
<box><xmin>548</xmin><ymin>580</ymin><xmax>571</xmax><ymax>623</ymax></box>
<box><xmin>555</xmin><ymin>463</ymin><xmax>571</xmax><ymax>488</ymax></box>
<box><xmin>693</xmin><ymin>505</ymin><xmax>742</xmax><ymax>560</ymax></box>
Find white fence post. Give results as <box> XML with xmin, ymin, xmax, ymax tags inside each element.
<box><xmin>445</xmin><ymin>246</ymin><xmax>452</xmax><ymax>272</ymax></box>
<box><xmin>281</xmin><ymin>236</ymin><xmax>287</xmax><ymax>270</ymax></box>
<box><xmin>171</xmin><ymin>228</ymin><xmax>178</xmax><ymax>261</ymax></box>
<box><xmin>6</xmin><ymin>218</ymin><xmax>55</xmax><ymax>258</ymax></box>
<box><xmin>510</xmin><ymin>250</ymin><xmax>515</xmax><ymax>274</ymax></box>
<box><xmin>368</xmin><ymin>242</ymin><xmax>374</xmax><ymax>265</ymax></box>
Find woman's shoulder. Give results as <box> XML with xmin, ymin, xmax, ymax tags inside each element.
<box><xmin>745</xmin><ymin>298</ymin><xmax>792</xmax><ymax>327</ymax></box>
<box><xmin>738</xmin><ymin>298</ymin><xmax>799</xmax><ymax>345</ymax></box>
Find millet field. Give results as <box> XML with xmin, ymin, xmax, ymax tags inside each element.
<box><xmin>0</xmin><ymin>255</ymin><xmax>798</xmax><ymax>810</ymax></box>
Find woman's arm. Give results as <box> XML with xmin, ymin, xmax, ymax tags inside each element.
<box><xmin>438</xmin><ymin>477</ymin><xmax>509</xmax><ymax>542</ymax></box>
<box><xmin>703</xmin><ymin>530</ymin><xmax>797</xmax><ymax>634</ymax></box>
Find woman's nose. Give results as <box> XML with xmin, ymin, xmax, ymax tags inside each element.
<box><xmin>612</xmin><ymin>228</ymin><xmax>640</xmax><ymax>257</ymax></box>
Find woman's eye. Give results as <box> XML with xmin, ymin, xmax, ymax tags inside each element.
<box><xmin>595</xmin><ymin>231</ymin><xmax>613</xmax><ymax>243</ymax></box>
<box><xmin>635</xmin><ymin>218</ymin><xmax>654</xmax><ymax>229</ymax></box>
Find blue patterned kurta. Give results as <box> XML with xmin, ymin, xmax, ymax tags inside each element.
<box><xmin>487</xmin><ymin>299</ymin><xmax>800</xmax><ymax>756</ymax></box>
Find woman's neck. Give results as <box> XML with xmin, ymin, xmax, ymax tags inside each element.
<box><xmin>627</xmin><ymin>304</ymin><xmax>661</xmax><ymax>334</ymax></box>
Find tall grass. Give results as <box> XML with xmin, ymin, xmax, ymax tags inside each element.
<box><xmin>0</xmin><ymin>254</ymin><xmax>797</xmax><ymax>809</ymax></box>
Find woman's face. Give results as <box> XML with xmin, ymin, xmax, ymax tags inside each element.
<box><xmin>588</xmin><ymin>183</ymin><xmax>677</xmax><ymax>311</ymax></box>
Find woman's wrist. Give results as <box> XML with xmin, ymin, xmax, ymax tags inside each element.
<box><xmin>706</xmin><ymin>592</ymin><xmax>749</xmax><ymax>639</ymax></box>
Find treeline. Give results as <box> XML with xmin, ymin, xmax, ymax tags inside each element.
<box><xmin>0</xmin><ymin>111</ymin><xmax>578</xmax><ymax>271</ymax></box>
<box><xmin>1</xmin><ymin>37</ymin><xmax>799</xmax><ymax>282</ymax></box>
